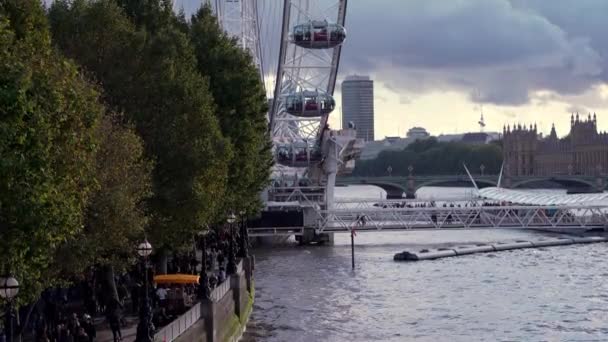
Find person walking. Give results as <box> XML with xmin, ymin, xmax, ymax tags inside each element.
<box><xmin>75</xmin><ymin>327</ymin><xmax>89</xmax><ymax>342</ymax></box>
<box><xmin>81</xmin><ymin>314</ymin><xmax>96</xmax><ymax>342</ymax></box>
<box><xmin>105</xmin><ymin>299</ymin><xmax>122</xmax><ymax>342</ymax></box>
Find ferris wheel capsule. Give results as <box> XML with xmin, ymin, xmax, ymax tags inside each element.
<box><xmin>275</xmin><ymin>141</ymin><xmax>323</xmax><ymax>167</ymax></box>
<box><xmin>292</xmin><ymin>20</ymin><xmax>346</xmax><ymax>49</ymax></box>
<box><xmin>285</xmin><ymin>90</ymin><xmax>335</xmax><ymax>117</ymax></box>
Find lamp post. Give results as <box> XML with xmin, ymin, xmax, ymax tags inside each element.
<box><xmin>197</xmin><ymin>230</ymin><xmax>211</xmax><ymax>300</ymax></box>
<box><xmin>0</xmin><ymin>276</ymin><xmax>19</xmax><ymax>342</ymax></box>
<box><xmin>237</xmin><ymin>210</ymin><xmax>249</xmax><ymax>258</ymax></box>
<box><xmin>226</xmin><ymin>213</ymin><xmax>237</xmax><ymax>275</ymax></box>
<box><xmin>135</xmin><ymin>240</ymin><xmax>153</xmax><ymax>342</ymax></box>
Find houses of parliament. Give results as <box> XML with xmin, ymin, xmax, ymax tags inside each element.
<box><xmin>503</xmin><ymin>113</ymin><xmax>608</xmax><ymax>177</ymax></box>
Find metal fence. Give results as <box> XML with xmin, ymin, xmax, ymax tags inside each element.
<box><xmin>154</xmin><ymin>303</ymin><xmax>201</xmax><ymax>342</ymax></box>
<box><xmin>210</xmin><ymin>278</ymin><xmax>231</xmax><ymax>303</ymax></box>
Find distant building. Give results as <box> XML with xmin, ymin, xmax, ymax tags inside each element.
<box><xmin>436</xmin><ymin>132</ymin><xmax>499</xmax><ymax>144</ymax></box>
<box><xmin>436</xmin><ymin>133</ymin><xmax>464</xmax><ymax>143</ymax></box>
<box><xmin>360</xmin><ymin>136</ymin><xmax>412</xmax><ymax>160</ymax></box>
<box><xmin>503</xmin><ymin>113</ymin><xmax>608</xmax><ymax>176</ymax></box>
<box><xmin>406</xmin><ymin>127</ymin><xmax>430</xmax><ymax>140</ymax></box>
<box><xmin>461</xmin><ymin>132</ymin><xmax>491</xmax><ymax>144</ymax></box>
<box><xmin>341</xmin><ymin>75</ymin><xmax>374</xmax><ymax>141</ymax></box>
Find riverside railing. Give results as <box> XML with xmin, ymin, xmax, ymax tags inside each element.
<box><xmin>154</xmin><ymin>302</ymin><xmax>201</xmax><ymax>342</ymax></box>
<box><xmin>154</xmin><ymin>266</ymin><xmax>239</xmax><ymax>342</ymax></box>
<box><xmin>210</xmin><ymin>278</ymin><xmax>231</xmax><ymax>303</ymax></box>
<box><xmin>319</xmin><ymin>204</ymin><xmax>608</xmax><ymax>232</ymax></box>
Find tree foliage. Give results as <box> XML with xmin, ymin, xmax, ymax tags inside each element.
<box><xmin>48</xmin><ymin>0</ymin><xmax>232</xmax><ymax>250</ymax></box>
<box><xmin>353</xmin><ymin>138</ymin><xmax>503</xmax><ymax>176</ymax></box>
<box><xmin>189</xmin><ymin>5</ymin><xmax>272</xmax><ymax>215</ymax></box>
<box><xmin>54</xmin><ymin>114</ymin><xmax>152</xmax><ymax>277</ymax></box>
<box><xmin>0</xmin><ymin>0</ymin><xmax>273</xmax><ymax>304</ymax></box>
<box><xmin>0</xmin><ymin>0</ymin><xmax>101</xmax><ymax>302</ymax></box>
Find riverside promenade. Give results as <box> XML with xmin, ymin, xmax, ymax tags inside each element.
<box><xmin>95</xmin><ymin>257</ymin><xmax>255</xmax><ymax>342</ymax></box>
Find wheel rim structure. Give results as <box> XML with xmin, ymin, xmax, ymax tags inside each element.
<box><xmin>212</xmin><ymin>0</ymin><xmax>359</xmax><ymax>210</ymax></box>
<box><xmin>208</xmin><ymin>0</ymin><xmax>264</xmax><ymax>84</ymax></box>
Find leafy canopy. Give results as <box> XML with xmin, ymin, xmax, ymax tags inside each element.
<box><xmin>0</xmin><ymin>0</ymin><xmax>102</xmax><ymax>302</ymax></box>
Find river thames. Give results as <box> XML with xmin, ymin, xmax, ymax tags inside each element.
<box><xmin>244</xmin><ymin>186</ymin><xmax>608</xmax><ymax>342</ymax></box>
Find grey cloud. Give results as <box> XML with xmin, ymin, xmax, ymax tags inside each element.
<box><xmin>340</xmin><ymin>0</ymin><xmax>607</xmax><ymax>106</ymax></box>
<box><xmin>175</xmin><ymin>0</ymin><xmax>607</xmax><ymax>109</ymax></box>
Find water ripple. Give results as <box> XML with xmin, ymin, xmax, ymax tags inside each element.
<box><xmin>245</xmin><ymin>231</ymin><xmax>608</xmax><ymax>342</ymax></box>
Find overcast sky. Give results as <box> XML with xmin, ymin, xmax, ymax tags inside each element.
<box><xmin>175</xmin><ymin>0</ymin><xmax>608</xmax><ymax>139</ymax></box>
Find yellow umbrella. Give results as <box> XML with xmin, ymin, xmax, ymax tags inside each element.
<box><xmin>153</xmin><ymin>274</ymin><xmax>199</xmax><ymax>285</ymax></box>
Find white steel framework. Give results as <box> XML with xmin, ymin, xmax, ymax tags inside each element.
<box><xmin>320</xmin><ymin>204</ymin><xmax>608</xmax><ymax>233</ymax></box>
<box><xmin>214</xmin><ymin>0</ymin><xmax>361</xmax><ymax>213</ymax></box>
<box><xmin>247</xmin><ymin>204</ymin><xmax>608</xmax><ymax>236</ymax></box>
<box><xmin>208</xmin><ymin>0</ymin><xmax>264</xmax><ymax>83</ymax></box>
<box><xmin>270</xmin><ymin>0</ymin><xmax>348</xmax><ymax>183</ymax></box>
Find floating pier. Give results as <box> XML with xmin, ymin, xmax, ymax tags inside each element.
<box><xmin>394</xmin><ymin>236</ymin><xmax>608</xmax><ymax>262</ymax></box>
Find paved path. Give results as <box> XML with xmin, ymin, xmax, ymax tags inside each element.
<box><xmin>95</xmin><ymin>315</ymin><xmax>138</xmax><ymax>342</ymax></box>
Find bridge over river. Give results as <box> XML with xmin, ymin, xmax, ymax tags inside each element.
<box><xmin>336</xmin><ymin>174</ymin><xmax>607</xmax><ymax>199</ymax></box>
<box><xmin>248</xmin><ymin>200</ymin><xmax>608</xmax><ymax>239</ymax></box>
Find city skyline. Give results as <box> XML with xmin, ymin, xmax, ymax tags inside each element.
<box><xmin>174</xmin><ymin>0</ymin><xmax>608</xmax><ymax>138</ymax></box>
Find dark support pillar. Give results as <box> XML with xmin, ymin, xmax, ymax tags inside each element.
<box><xmin>199</xmin><ymin>234</ymin><xmax>211</xmax><ymax>300</ymax></box>
<box><xmin>406</xmin><ymin>165</ymin><xmax>416</xmax><ymax>199</ymax></box>
<box><xmin>405</xmin><ymin>179</ymin><xmax>416</xmax><ymax>199</ymax></box>
<box><xmin>5</xmin><ymin>303</ymin><xmax>13</xmax><ymax>342</ymax></box>
<box><xmin>136</xmin><ymin>260</ymin><xmax>153</xmax><ymax>342</ymax></box>
<box><xmin>595</xmin><ymin>173</ymin><xmax>605</xmax><ymax>192</ymax></box>
<box><xmin>350</xmin><ymin>231</ymin><xmax>355</xmax><ymax>269</ymax></box>
<box><xmin>237</xmin><ymin>214</ymin><xmax>249</xmax><ymax>258</ymax></box>
<box><xmin>227</xmin><ymin>223</ymin><xmax>237</xmax><ymax>275</ymax></box>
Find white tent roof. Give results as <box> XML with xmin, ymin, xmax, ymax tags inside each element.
<box><xmin>478</xmin><ymin>187</ymin><xmax>608</xmax><ymax>206</ymax></box>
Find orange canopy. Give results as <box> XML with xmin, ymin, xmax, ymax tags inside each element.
<box><xmin>153</xmin><ymin>274</ymin><xmax>199</xmax><ymax>285</ymax></box>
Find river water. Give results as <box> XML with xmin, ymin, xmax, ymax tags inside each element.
<box><xmin>244</xmin><ymin>186</ymin><xmax>608</xmax><ymax>342</ymax></box>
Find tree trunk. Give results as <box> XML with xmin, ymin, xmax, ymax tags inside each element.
<box><xmin>19</xmin><ymin>299</ymin><xmax>39</xmax><ymax>340</ymax></box>
<box><xmin>101</xmin><ymin>265</ymin><xmax>119</xmax><ymax>307</ymax></box>
<box><xmin>157</xmin><ymin>249</ymin><xmax>168</xmax><ymax>274</ymax></box>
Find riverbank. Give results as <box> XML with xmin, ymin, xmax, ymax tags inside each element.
<box><xmin>156</xmin><ymin>256</ymin><xmax>255</xmax><ymax>342</ymax></box>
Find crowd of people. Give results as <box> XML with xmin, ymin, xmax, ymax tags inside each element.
<box><xmin>0</xmin><ymin>226</ymin><xmax>242</xmax><ymax>342</ymax></box>
<box><xmin>374</xmin><ymin>200</ymin><xmax>517</xmax><ymax>209</ymax></box>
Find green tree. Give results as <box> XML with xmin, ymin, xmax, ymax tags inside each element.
<box><xmin>52</xmin><ymin>114</ymin><xmax>152</xmax><ymax>302</ymax></box>
<box><xmin>190</xmin><ymin>5</ymin><xmax>272</xmax><ymax>214</ymax></box>
<box><xmin>53</xmin><ymin>114</ymin><xmax>152</xmax><ymax>277</ymax></box>
<box><xmin>48</xmin><ymin>0</ymin><xmax>231</xmax><ymax>256</ymax></box>
<box><xmin>0</xmin><ymin>0</ymin><xmax>101</xmax><ymax>302</ymax></box>
<box><xmin>353</xmin><ymin>138</ymin><xmax>503</xmax><ymax>177</ymax></box>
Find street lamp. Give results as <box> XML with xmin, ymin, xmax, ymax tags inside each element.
<box><xmin>0</xmin><ymin>276</ymin><xmax>19</xmax><ymax>342</ymax></box>
<box><xmin>237</xmin><ymin>210</ymin><xmax>249</xmax><ymax>258</ymax></box>
<box><xmin>226</xmin><ymin>213</ymin><xmax>237</xmax><ymax>275</ymax></box>
<box><xmin>197</xmin><ymin>230</ymin><xmax>211</xmax><ymax>300</ymax></box>
<box><xmin>135</xmin><ymin>240</ymin><xmax>153</xmax><ymax>342</ymax></box>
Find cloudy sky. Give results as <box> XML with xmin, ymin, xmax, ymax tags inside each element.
<box><xmin>176</xmin><ymin>0</ymin><xmax>608</xmax><ymax>139</ymax></box>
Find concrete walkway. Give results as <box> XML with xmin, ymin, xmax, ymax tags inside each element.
<box><xmin>95</xmin><ymin>315</ymin><xmax>139</xmax><ymax>342</ymax></box>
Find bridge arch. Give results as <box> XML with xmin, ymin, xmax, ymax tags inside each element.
<box><xmin>511</xmin><ymin>177</ymin><xmax>600</xmax><ymax>192</ymax></box>
<box><xmin>353</xmin><ymin>181</ymin><xmax>406</xmax><ymax>199</ymax></box>
<box><xmin>417</xmin><ymin>178</ymin><xmax>496</xmax><ymax>189</ymax></box>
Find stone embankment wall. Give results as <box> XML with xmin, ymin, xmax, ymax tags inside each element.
<box><xmin>159</xmin><ymin>256</ymin><xmax>255</xmax><ymax>342</ymax></box>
